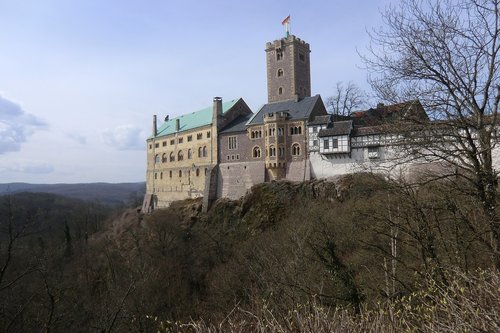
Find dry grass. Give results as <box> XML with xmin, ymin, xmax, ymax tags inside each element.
<box><xmin>150</xmin><ymin>268</ymin><xmax>499</xmax><ymax>333</ymax></box>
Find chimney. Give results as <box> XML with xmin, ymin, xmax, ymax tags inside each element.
<box><xmin>213</xmin><ymin>97</ymin><xmax>223</xmax><ymax>118</ymax></box>
<box><xmin>152</xmin><ymin>115</ymin><xmax>157</xmax><ymax>136</ymax></box>
<box><xmin>175</xmin><ymin>118</ymin><xmax>180</xmax><ymax>131</ymax></box>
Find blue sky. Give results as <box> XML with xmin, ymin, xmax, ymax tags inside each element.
<box><xmin>0</xmin><ymin>0</ymin><xmax>392</xmax><ymax>183</ymax></box>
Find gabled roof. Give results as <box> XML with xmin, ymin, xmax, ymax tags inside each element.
<box><xmin>247</xmin><ymin>95</ymin><xmax>323</xmax><ymax>125</ymax></box>
<box><xmin>318</xmin><ymin>120</ymin><xmax>353</xmax><ymax>137</ymax></box>
<box><xmin>152</xmin><ymin>98</ymin><xmax>241</xmax><ymax>138</ymax></box>
<box><xmin>351</xmin><ymin>100</ymin><xmax>427</xmax><ymax>126</ymax></box>
<box><xmin>220</xmin><ymin>113</ymin><xmax>254</xmax><ymax>134</ymax></box>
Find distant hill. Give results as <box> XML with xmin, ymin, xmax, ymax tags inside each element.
<box><xmin>0</xmin><ymin>182</ymin><xmax>146</xmax><ymax>206</ymax></box>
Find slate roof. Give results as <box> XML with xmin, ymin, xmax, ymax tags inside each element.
<box><xmin>152</xmin><ymin>98</ymin><xmax>240</xmax><ymax>138</ymax></box>
<box><xmin>219</xmin><ymin>113</ymin><xmax>254</xmax><ymax>134</ymax></box>
<box><xmin>318</xmin><ymin>120</ymin><xmax>353</xmax><ymax>137</ymax></box>
<box><xmin>247</xmin><ymin>95</ymin><xmax>322</xmax><ymax>125</ymax></box>
<box><xmin>308</xmin><ymin>115</ymin><xmax>331</xmax><ymax>126</ymax></box>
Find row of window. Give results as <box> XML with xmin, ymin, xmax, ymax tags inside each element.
<box><xmin>252</xmin><ymin>143</ymin><xmax>301</xmax><ymax>158</ymax></box>
<box><xmin>275</xmin><ymin>49</ymin><xmax>306</xmax><ymax>62</ymax></box>
<box><xmin>154</xmin><ymin>146</ymin><xmax>208</xmax><ymax>163</ymax></box>
<box><xmin>153</xmin><ymin>168</ymin><xmax>208</xmax><ymax>179</ymax></box>
<box><xmin>149</xmin><ymin>131</ymin><xmax>211</xmax><ymax>150</ymax></box>
<box><xmin>248</xmin><ymin>126</ymin><xmax>302</xmax><ymax>141</ymax></box>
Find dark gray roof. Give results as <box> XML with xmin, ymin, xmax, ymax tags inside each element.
<box><xmin>247</xmin><ymin>95</ymin><xmax>322</xmax><ymax>125</ymax></box>
<box><xmin>219</xmin><ymin>113</ymin><xmax>253</xmax><ymax>134</ymax></box>
<box><xmin>318</xmin><ymin>120</ymin><xmax>353</xmax><ymax>137</ymax></box>
<box><xmin>308</xmin><ymin>115</ymin><xmax>331</xmax><ymax>126</ymax></box>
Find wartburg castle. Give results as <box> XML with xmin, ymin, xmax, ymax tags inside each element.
<box><xmin>142</xmin><ymin>30</ymin><xmax>427</xmax><ymax>212</ymax></box>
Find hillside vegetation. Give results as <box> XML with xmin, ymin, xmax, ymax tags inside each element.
<box><xmin>0</xmin><ymin>174</ymin><xmax>498</xmax><ymax>332</ymax></box>
<box><xmin>0</xmin><ymin>182</ymin><xmax>145</xmax><ymax>206</ymax></box>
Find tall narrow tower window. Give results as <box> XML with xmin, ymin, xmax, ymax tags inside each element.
<box><xmin>276</xmin><ymin>49</ymin><xmax>283</xmax><ymax>61</ymax></box>
<box><xmin>278</xmin><ymin>87</ymin><xmax>283</xmax><ymax>95</ymax></box>
<box><xmin>277</xmin><ymin>69</ymin><xmax>284</xmax><ymax>77</ymax></box>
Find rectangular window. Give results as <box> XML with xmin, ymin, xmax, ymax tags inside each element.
<box><xmin>162</xmin><ymin>141</ymin><xmax>167</xmax><ymax>147</ymax></box>
<box><xmin>149</xmin><ymin>144</ymin><xmax>152</xmax><ymax>149</ymax></box>
<box><xmin>187</xmin><ymin>135</ymin><xmax>192</xmax><ymax>142</ymax></box>
<box><xmin>228</xmin><ymin>136</ymin><xmax>237</xmax><ymax>150</ymax></box>
<box><xmin>170</xmin><ymin>139</ymin><xmax>175</xmax><ymax>145</ymax></box>
<box><xmin>197</xmin><ymin>133</ymin><xmax>202</xmax><ymax>140</ymax></box>
<box><xmin>206</xmin><ymin>131</ymin><xmax>211</xmax><ymax>138</ymax></box>
<box><xmin>368</xmin><ymin>146</ymin><xmax>379</xmax><ymax>159</ymax></box>
<box><xmin>323</xmin><ymin>139</ymin><xmax>329</xmax><ymax>149</ymax></box>
<box><xmin>299</xmin><ymin>53</ymin><xmax>305</xmax><ymax>61</ymax></box>
<box><xmin>313</xmin><ymin>140</ymin><xmax>318</xmax><ymax>147</ymax></box>
<box><xmin>332</xmin><ymin>138</ymin><xmax>338</xmax><ymax>149</ymax></box>
<box><xmin>155</xmin><ymin>143</ymin><xmax>159</xmax><ymax>148</ymax></box>
<box><xmin>313</xmin><ymin>126</ymin><xmax>317</xmax><ymax>133</ymax></box>
<box><xmin>178</xmin><ymin>137</ymin><xmax>183</xmax><ymax>144</ymax></box>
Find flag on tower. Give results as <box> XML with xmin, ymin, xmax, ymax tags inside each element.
<box><xmin>282</xmin><ymin>15</ymin><xmax>291</xmax><ymax>37</ymax></box>
<box><xmin>281</xmin><ymin>15</ymin><xmax>290</xmax><ymax>25</ymax></box>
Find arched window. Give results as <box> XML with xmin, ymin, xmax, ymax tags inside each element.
<box><xmin>278</xmin><ymin>87</ymin><xmax>283</xmax><ymax>95</ymax></box>
<box><xmin>204</xmin><ymin>168</ymin><xmax>208</xmax><ymax>176</ymax></box>
<box><xmin>169</xmin><ymin>152</ymin><xmax>175</xmax><ymax>162</ymax></box>
<box><xmin>198</xmin><ymin>147</ymin><xmax>202</xmax><ymax>158</ymax></box>
<box><xmin>169</xmin><ymin>170</ymin><xmax>172</xmax><ymax>178</ymax></box>
<box><xmin>188</xmin><ymin>149</ymin><xmax>192</xmax><ymax>159</ymax></box>
<box><xmin>277</xmin><ymin>68</ymin><xmax>284</xmax><ymax>77</ymax></box>
<box><xmin>203</xmin><ymin>146</ymin><xmax>208</xmax><ymax>157</ymax></box>
<box><xmin>298</xmin><ymin>126</ymin><xmax>302</xmax><ymax>134</ymax></box>
<box><xmin>179</xmin><ymin>170</ymin><xmax>182</xmax><ymax>177</ymax></box>
<box><xmin>178</xmin><ymin>150</ymin><xmax>184</xmax><ymax>161</ymax></box>
<box><xmin>269</xmin><ymin>145</ymin><xmax>276</xmax><ymax>157</ymax></box>
<box><xmin>292</xmin><ymin>143</ymin><xmax>301</xmax><ymax>156</ymax></box>
<box><xmin>279</xmin><ymin>146</ymin><xmax>285</xmax><ymax>157</ymax></box>
<box><xmin>196</xmin><ymin>168</ymin><xmax>200</xmax><ymax>176</ymax></box>
<box><xmin>162</xmin><ymin>153</ymin><xmax>167</xmax><ymax>163</ymax></box>
<box><xmin>253</xmin><ymin>146</ymin><xmax>261</xmax><ymax>158</ymax></box>
<box><xmin>160</xmin><ymin>172</ymin><xmax>163</xmax><ymax>179</ymax></box>
<box><xmin>251</xmin><ymin>131</ymin><xmax>255</xmax><ymax>139</ymax></box>
<box><xmin>154</xmin><ymin>154</ymin><xmax>160</xmax><ymax>164</ymax></box>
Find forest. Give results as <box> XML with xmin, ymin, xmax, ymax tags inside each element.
<box><xmin>0</xmin><ymin>173</ymin><xmax>498</xmax><ymax>332</ymax></box>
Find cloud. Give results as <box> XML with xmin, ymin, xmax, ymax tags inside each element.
<box><xmin>101</xmin><ymin>125</ymin><xmax>145</xmax><ymax>150</ymax></box>
<box><xmin>0</xmin><ymin>95</ymin><xmax>47</xmax><ymax>154</ymax></box>
<box><xmin>67</xmin><ymin>132</ymin><xmax>87</xmax><ymax>145</ymax></box>
<box><xmin>0</xmin><ymin>161</ymin><xmax>54</xmax><ymax>175</ymax></box>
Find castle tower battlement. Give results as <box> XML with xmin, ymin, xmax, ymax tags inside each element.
<box><xmin>265</xmin><ymin>34</ymin><xmax>311</xmax><ymax>104</ymax></box>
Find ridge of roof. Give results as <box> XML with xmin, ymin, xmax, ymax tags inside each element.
<box><xmin>151</xmin><ymin>98</ymin><xmax>240</xmax><ymax>139</ymax></box>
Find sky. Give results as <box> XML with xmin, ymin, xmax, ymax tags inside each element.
<box><xmin>0</xmin><ymin>0</ymin><xmax>393</xmax><ymax>184</ymax></box>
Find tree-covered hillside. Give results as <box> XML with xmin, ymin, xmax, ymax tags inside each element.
<box><xmin>0</xmin><ymin>175</ymin><xmax>498</xmax><ymax>332</ymax></box>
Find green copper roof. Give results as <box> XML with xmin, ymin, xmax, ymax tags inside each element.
<box><xmin>152</xmin><ymin>98</ymin><xmax>240</xmax><ymax>139</ymax></box>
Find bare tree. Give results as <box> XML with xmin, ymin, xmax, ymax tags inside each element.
<box><xmin>326</xmin><ymin>81</ymin><xmax>367</xmax><ymax>116</ymax></box>
<box><xmin>363</xmin><ymin>0</ymin><xmax>500</xmax><ymax>267</ymax></box>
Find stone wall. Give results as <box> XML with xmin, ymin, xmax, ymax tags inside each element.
<box><xmin>217</xmin><ymin>161</ymin><xmax>266</xmax><ymax>200</ymax></box>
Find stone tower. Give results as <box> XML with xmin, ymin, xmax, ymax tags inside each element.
<box><xmin>265</xmin><ymin>35</ymin><xmax>311</xmax><ymax>103</ymax></box>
